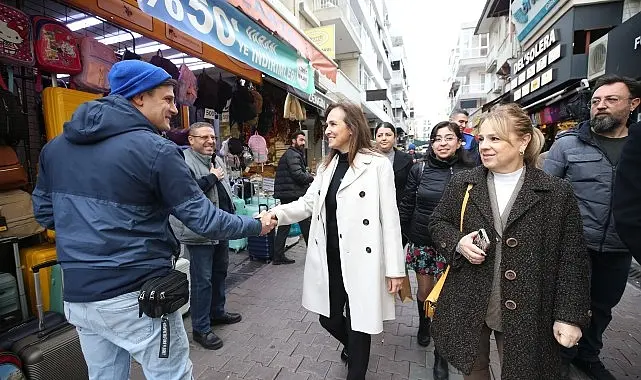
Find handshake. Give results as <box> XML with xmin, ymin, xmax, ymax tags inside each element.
<box><xmin>257</xmin><ymin>210</ymin><xmax>278</xmax><ymax>236</ymax></box>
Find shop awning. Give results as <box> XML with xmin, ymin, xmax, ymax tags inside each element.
<box><xmin>264</xmin><ymin>76</ymin><xmax>333</xmax><ymax>114</ymax></box>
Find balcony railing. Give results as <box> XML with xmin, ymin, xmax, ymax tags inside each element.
<box><xmin>460</xmin><ymin>83</ymin><xmax>490</xmax><ymax>95</ymax></box>
<box><xmin>459</xmin><ymin>47</ymin><xmax>489</xmax><ymax>60</ymax></box>
<box><xmin>313</xmin><ymin>0</ymin><xmax>361</xmax><ymax>40</ymax></box>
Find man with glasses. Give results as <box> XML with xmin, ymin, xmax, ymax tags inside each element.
<box><xmin>169</xmin><ymin>122</ymin><xmax>244</xmax><ymax>350</ymax></box>
<box><xmin>544</xmin><ymin>75</ymin><xmax>641</xmax><ymax>380</ymax></box>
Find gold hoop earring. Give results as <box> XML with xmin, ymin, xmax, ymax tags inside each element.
<box><xmin>519</xmin><ymin>149</ymin><xmax>525</xmax><ymax>156</ymax></box>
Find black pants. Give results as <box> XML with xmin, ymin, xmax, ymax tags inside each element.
<box><xmin>319</xmin><ymin>256</ymin><xmax>371</xmax><ymax>380</ymax></box>
<box><xmin>273</xmin><ymin>199</ymin><xmax>311</xmax><ymax>261</ymax></box>
<box><xmin>563</xmin><ymin>250</ymin><xmax>632</xmax><ymax>362</ymax></box>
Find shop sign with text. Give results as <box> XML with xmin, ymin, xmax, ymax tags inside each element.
<box><xmin>138</xmin><ymin>0</ymin><xmax>314</xmax><ymax>94</ymax></box>
<box><xmin>512</xmin><ymin>0</ymin><xmax>559</xmax><ymax>42</ymax></box>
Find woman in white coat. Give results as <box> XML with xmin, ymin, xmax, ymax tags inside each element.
<box><xmin>261</xmin><ymin>101</ymin><xmax>406</xmax><ymax>380</ymax></box>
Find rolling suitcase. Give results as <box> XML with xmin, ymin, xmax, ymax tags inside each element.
<box><xmin>19</xmin><ymin>243</ymin><xmax>56</xmax><ymax>315</ymax></box>
<box><xmin>11</xmin><ymin>260</ymin><xmax>88</xmax><ymax>379</ymax></box>
<box><xmin>0</xmin><ymin>273</ymin><xmax>20</xmax><ymax>327</ymax></box>
<box><xmin>248</xmin><ymin>205</ymin><xmax>274</xmax><ymax>262</ymax></box>
<box><xmin>41</xmin><ymin>87</ymin><xmax>101</xmax><ymax>141</ymax></box>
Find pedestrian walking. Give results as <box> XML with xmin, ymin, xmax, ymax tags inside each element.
<box><xmin>260</xmin><ymin>101</ymin><xmax>406</xmax><ymax>380</ymax></box>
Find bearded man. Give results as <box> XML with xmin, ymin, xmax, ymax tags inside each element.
<box><xmin>544</xmin><ymin>75</ymin><xmax>641</xmax><ymax>380</ymax></box>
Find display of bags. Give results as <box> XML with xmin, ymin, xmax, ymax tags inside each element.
<box><xmin>248</xmin><ymin>132</ymin><xmax>268</xmax><ymax>163</ymax></box>
<box><xmin>32</xmin><ymin>16</ymin><xmax>82</xmax><ymax>75</ymax></box>
<box><xmin>0</xmin><ymin>89</ymin><xmax>28</xmax><ymax>145</ymax></box>
<box><xmin>176</xmin><ymin>64</ymin><xmax>197</xmax><ymax>106</ymax></box>
<box><xmin>72</xmin><ymin>37</ymin><xmax>116</xmax><ymax>93</ymax></box>
<box><xmin>149</xmin><ymin>50</ymin><xmax>179</xmax><ymax>80</ymax></box>
<box><xmin>0</xmin><ymin>4</ymin><xmax>34</xmax><ymax>67</ymax></box>
<box><xmin>0</xmin><ymin>146</ymin><xmax>27</xmax><ymax>191</ymax></box>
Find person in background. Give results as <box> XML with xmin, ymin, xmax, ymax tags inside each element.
<box><xmin>272</xmin><ymin>130</ymin><xmax>314</xmax><ymax>265</ymax></box>
<box><xmin>169</xmin><ymin>122</ymin><xmax>242</xmax><ymax>351</ymax></box>
<box><xmin>544</xmin><ymin>75</ymin><xmax>640</xmax><ymax>380</ymax></box>
<box><xmin>398</xmin><ymin>121</ymin><xmax>475</xmax><ymax>380</ymax></box>
<box><xmin>450</xmin><ymin>108</ymin><xmax>481</xmax><ymax>164</ymax></box>
<box><xmin>429</xmin><ymin>104</ymin><xmax>590</xmax><ymax>380</ymax></box>
<box><xmin>614</xmin><ymin>121</ymin><xmax>641</xmax><ymax>265</ymax></box>
<box><xmin>407</xmin><ymin>143</ymin><xmax>422</xmax><ymax>163</ymax></box>
<box><xmin>374</xmin><ymin>121</ymin><xmax>413</xmax><ymax>242</ymax></box>
<box><xmin>31</xmin><ymin>60</ymin><xmax>275</xmax><ymax>380</ymax></box>
<box><xmin>260</xmin><ymin>101</ymin><xmax>405</xmax><ymax>380</ymax></box>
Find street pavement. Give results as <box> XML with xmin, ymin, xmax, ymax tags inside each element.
<box><xmin>131</xmin><ymin>242</ymin><xmax>641</xmax><ymax>380</ymax></box>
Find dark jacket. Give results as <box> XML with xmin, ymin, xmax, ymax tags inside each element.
<box><xmin>32</xmin><ymin>96</ymin><xmax>261</xmax><ymax>303</ymax></box>
<box><xmin>428</xmin><ymin>166</ymin><xmax>591</xmax><ymax>379</ymax></box>
<box><xmin>399</xmin><ymin>150</ymin><xmax>472</xmax><ymax>246</ymax></box>
<box><xmin>614</xmin><ymin>121</ymin><xmax>641</xmax><ymax>264</ymax></box>
<box><xmin>392</xmin><ymin>149</ymin><xmax>413</xmax><ymax>208</ymax></box>
<box><xmin>274</xmin><ymin>146</ymin><xmax>314</xmax><ymax>201</ymax></box>
<box><xmin>543</xmin><ymin>121</ymin><xmax>628</xmax><ymax>253</ymax></box>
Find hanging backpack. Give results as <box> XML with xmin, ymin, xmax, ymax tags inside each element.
<box><xmin>32</xmin><ymin>16</ymin><xmax>82</xmax><ymax>75</ymax></box>
<box><xmin>248</xmin><ymin>132</ymin><xmax>268</xmax><ymax>163</ymax></box>
<box><xmin>193</xmin><ymin>71</ymin><xmax>219</xmax><ymax>110</ymax></box>
<box><xmin>177</xmin><ymin>64</ymin><xmax>197</xmax><ymax>106</ymax></box>
<box><xmin>72</xmin><ymin>37</ymin><xmax>116</xmax><ymax>94</ymax></box>
<box><xmin>0</xmin><ymin>88</ymin><xmax>28</xmax><ymax>145</ymax></box>
<box><xmin>149</xmin><ymin>50</ymin><xmax>179</xmax><ymax>80</ymax></box>
<box><xmin>0</xmin><ymin>4</ymin><xmax>34</xmax><ymax>67</ymax></box>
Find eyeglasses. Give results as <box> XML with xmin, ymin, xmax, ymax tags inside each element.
<box><xmin>190</xmin><ymin>135</ymin><xmax>216</xmax><ymax>141</ymax></box>
<box><xmin>431</xmin><ymin>136</ymin><xmax>458</xmax><ymax>143</ymax></box>
<box><xmin>589</xmin><ymin>96</ymin><xmax>634</xmax><ymax>107</ymax></box>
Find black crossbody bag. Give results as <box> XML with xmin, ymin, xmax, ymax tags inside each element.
<box><xmin>138</xmin><ymin>256</ymin><xmax>189</xmax><ymax>359</ymax></box>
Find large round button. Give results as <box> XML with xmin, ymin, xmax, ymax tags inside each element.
<box><xmin>363</xmin><ymin>219</ymin><xmax>369</xmax><ymax>226</ymax></box>
<box><xmin>366</xmin><ymin>247</ymin><xmax>372</xmax><ymax>253</ymax></box>
<box><xmin>440</xmin><ymin>242</ymin><xmax>447</xmax><ymax>248</ymax></box>
<box><xmin>359</xmin><ymin>191</ymin><xmax>366</xmax><ymax>198</ymax></box>
<box><xmin>505</xmin><ymin>300</ymin><xmax>517</xmax><ymax>310</ymax></box>
<box><xmin>506</xmin><ymin>237</ymin><xmax>518</xmax><ymax>248</ymax></box>
<box><xmin>505</xmin><ymin>270</ymin><xmax>517</xmax><ymax>281</ymax></box>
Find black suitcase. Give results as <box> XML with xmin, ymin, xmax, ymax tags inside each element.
<box><xmin>248</xmin><ymin>204</ymin><xmax>274</xmax><ymax>262</ymax></box>
<box><xmin>9</xmin><ymin>260</ymin><xmax>88</xmax><ymax>379</ymax></box>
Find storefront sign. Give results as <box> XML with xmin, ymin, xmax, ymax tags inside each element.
<box><xmin>226</xmin><ymin>0</ymin><xmax>338</xmax><ymax>82</ymax></box>
<box><xmin>286</xmin><ymin>84</ymin><xmax>334</xmax><ymax>111</ymax></box>
<box><xmin>304</xmin><ymin>25</ymin><xmax>335</xmax><ymax>59</ymax></box>
<box><xmin>513</xmin><ymin>29</ymin><xmax>557</xmax><ymax>73</ymax></box>
<box><xmin>603</xmin><ymin>11</ymin><xmax>641</xmax><ymax>79</ymax></box>
<box><xmin>138</xmin><ymin>0</ymin><xmax>314</xmax><ymax>94</ymax></box>
<box><xmin>512</xmin><ymin>0</ymin><xmax>559</xmax><ymax>42</ymax></box>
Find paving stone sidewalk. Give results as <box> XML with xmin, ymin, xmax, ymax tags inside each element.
<box><xmin>131</xmin><ymin>242</ymin><xmax>641</xmax><ymax>379</ymax></box>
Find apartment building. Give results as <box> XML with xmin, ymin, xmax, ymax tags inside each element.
<box><xmin>390</xmin><ymin>35</ymin><xmax>412</xmax><ymax>138</ymax></box>
<box><xmin>447</xmin><ymin>23</ymin><xmax>491</xmax><ymax>121</ymax></box>
<box><xmin>283</xmin><ymin>0</ymin><xmax>401</xmax><ymax>129</ymax></box>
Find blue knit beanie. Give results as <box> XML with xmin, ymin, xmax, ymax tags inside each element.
<box><xmin>108</xmin><ymin>60</ymin><xmax>172</xmax><ymax>99</ymax></box>
<box><xmin>408</xmin><ymin>143</ymin><xmax>416</xmax><ymax>150</ymax></box>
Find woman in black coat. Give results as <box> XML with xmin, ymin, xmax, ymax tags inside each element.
<box><xmin>398</xmin><ymin>121</ymin><xmax>475</xmax><ymax>380</ymax></box>
<box><xmin>428</xmin><ymin>104</ymin><xmax>591</xmax><ymax>380</ymax></box>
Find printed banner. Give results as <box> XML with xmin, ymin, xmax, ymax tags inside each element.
<box><xmin>137</xmin><ymin>0</ymin><xmax>314</xmax><ymax>94</ymax></box>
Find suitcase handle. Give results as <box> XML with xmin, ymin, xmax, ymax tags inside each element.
<box><xmin>31</xmin><ymin>259</ymin><xmax>59</xmax><ymax>331</ymax></box>
<box><xmin>31</xmin><ymin>259</ymin><xmax>58</xmax><ymax>273</ymax></box>
<box><xmin>259</xmin><ymin>204</ymin><xmax>269</xmax><ymax>213</ymax></box>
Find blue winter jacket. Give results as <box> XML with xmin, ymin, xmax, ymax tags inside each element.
<box><xmin>32</xmin><ymin>95</ymin><xmax>261</xmax><ymax>302</ymax></box>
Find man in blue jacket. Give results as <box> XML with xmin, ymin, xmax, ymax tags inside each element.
<box><xmin>32</xmin><ymin>60</ymin><xmax>275</xmax><ymax>380</ymax></box>
<box><xmin>544</xmin><ymin>75</ymin><xmax>640</xmax><ymax>380</ymax></box>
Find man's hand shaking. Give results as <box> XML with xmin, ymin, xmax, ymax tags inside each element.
<box><xmin>258</xmin><ymin>211</ymin><xmax>278</xmax><ymax>235</ymax></box>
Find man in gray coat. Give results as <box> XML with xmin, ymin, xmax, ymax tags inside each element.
<box><xmin>544</xmin><ymin>75</ymin><xmax>641</xmax><ymax>380</ymax></box>
<box><xmin>170</xmin><ymin>122</ymin><xmax>241</xmax><ymax>350</ymax></box>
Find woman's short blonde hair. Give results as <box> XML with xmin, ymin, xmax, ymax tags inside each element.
<box><xmin>478</xmin><ymin>103</ymin><xmax>545</xmax><ymax>166</ymax></box>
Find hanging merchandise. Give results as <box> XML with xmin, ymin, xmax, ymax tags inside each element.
<box><xmin>149</xmin><ymin>49</ymin><xmax>179</xmax><ymax>80</ymax></box>
<box><xmin>72</xmin><ymin>37</ymin><xmax>117</xmax><ymax>93</ymax></box>
<box><xmin>230</xmin><ymin>81</ymin><xmax>256</xmax><ymax>125</ymax></box>
<box><xmin>121</xmin><ymin>48</ymin><xmax>141</xmax><ymax>61</ymax></box>
<box><xmin>0</xmin><ymin>88</ymin><xmax>28</xmax><ymax>145</ymax></box>
<box><xmin>0</xmin><ymin>4</ymin><xmax>34</xmax><ymax>67</ymax></box>
<box><xmin>258</xmin><ymin>98</ymin><xmax>276</xmax><ymax>136</ymax></box>
<box><xmin>32</xmin><ymin>16</ymin><xmax>82</xmax><ymax>75</ymax></box>
<box><xmin>283</xmin><ymin>93</ymin><xmax>306</xmax><ymax>121</ymax></box>
<box><xmin>248</xmin><ymin>132</ymin><xmax>268</xmax><ymax>163</ymax></box>
<box><xmin>177</xmin><ymin>64</ymin><xmax>197</xmax><ymax>106</ymax></box>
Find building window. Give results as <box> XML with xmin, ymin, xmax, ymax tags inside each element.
<box><xmin>460</xmin><ymin>99</ymin><xmax>478</xmax><ymax>109</ymax></box>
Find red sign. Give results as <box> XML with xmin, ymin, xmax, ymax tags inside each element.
<box><xmin>227</xmin><ymin>0</ymin><xmax>337</xmax><ymax>82</ymax></box>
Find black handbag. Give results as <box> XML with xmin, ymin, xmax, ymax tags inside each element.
<box><xmin>138</xmin><ymin>268</ymin><xmax>189</xmax><ymax>358</ymax></box>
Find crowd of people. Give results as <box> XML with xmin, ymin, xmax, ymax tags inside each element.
<box><xmin>32</xmin><ymin>59</ymin><xmax>640</xmax><ymax>380</ymax></box>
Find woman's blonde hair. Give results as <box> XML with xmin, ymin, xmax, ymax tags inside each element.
<box><xmin>478</xmin><ymin>103</ymin><xmax>545</xmax><ymax>166</ymax></box>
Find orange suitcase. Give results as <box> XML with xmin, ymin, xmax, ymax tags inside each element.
<box><xmin>42</xmin><ymin>87</ymin><xmax>101</xmax><ymax>141</ymax></box>
<box><xmin>19</xmin><ymin>243</ymin><xmax>57</xmax><ymax>315</ymax></box>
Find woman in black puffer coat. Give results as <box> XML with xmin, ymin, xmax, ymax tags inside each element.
<box><xmin>398</xmin><ymin>121</ymin><xmax>476</xmax><ymax>380</ymax></box>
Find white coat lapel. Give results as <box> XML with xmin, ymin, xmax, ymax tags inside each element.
<box><xmin>338</xmin><ymin>152</ymin><xmax>372</xmax><ymax>192</ymax></box>
<box><xmin>318</xmin><ymin>155</ymin><xmax>339</xmax><ymax>211</ymax></box>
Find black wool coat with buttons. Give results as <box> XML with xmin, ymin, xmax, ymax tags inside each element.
<box><xmin>428</xmin><ymin>165</ymin><xmax>591</xmax><ymax>380</ymax></box>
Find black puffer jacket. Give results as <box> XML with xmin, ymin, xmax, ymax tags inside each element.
<box><xmin>399</xmin><ymin>150</ymin><xmax>473</xmax><ymax>246</ymax></box>
<box><xmin>274</xmin><ymin>146</ymin><xmax>314</xmax><ymax>201</ymax></box>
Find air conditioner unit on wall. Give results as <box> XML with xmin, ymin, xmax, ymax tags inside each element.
<box><xmin>588</xmin><ymin>34</ymin><xmax>608</xmax><ymax>81</ymax></box>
